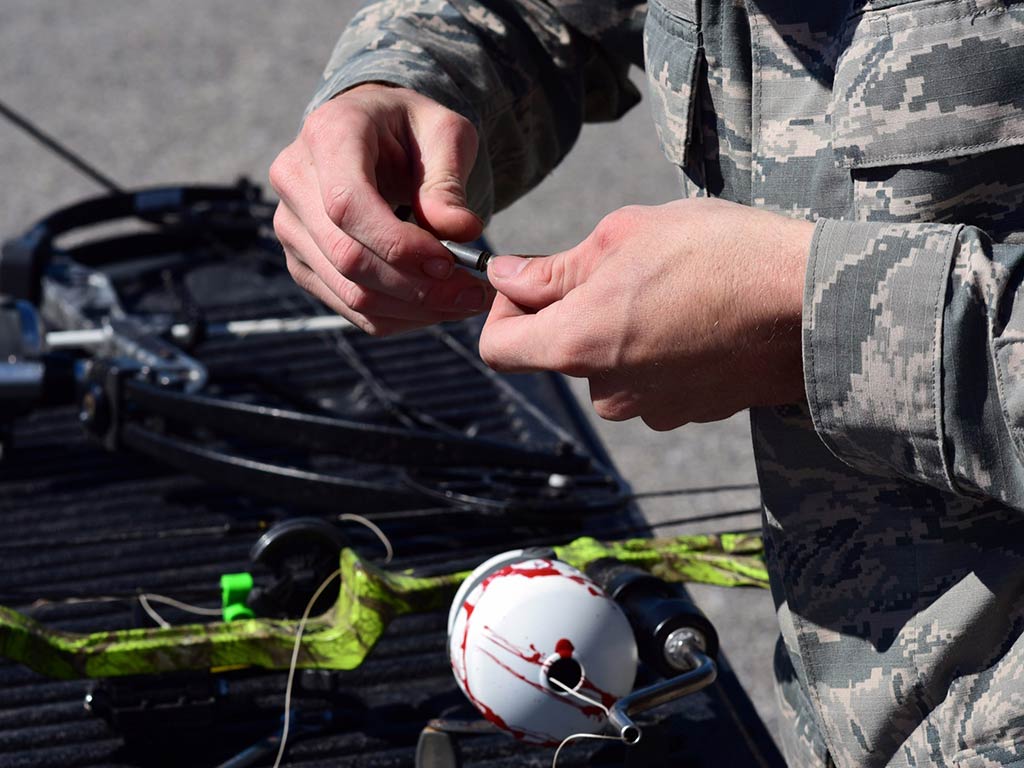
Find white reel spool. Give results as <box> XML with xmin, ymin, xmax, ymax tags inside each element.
<box><xmin>447</xmin><ymin>549</ymin><xmax>638</xmax><ymax>745</ymax></box>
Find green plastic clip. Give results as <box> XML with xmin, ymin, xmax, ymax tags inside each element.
<box><xmin>220</xmin><ymin>572</ymin><xmax>255</xmax><ymax>622</ymax></box>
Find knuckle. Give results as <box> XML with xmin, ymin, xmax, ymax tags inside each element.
<box><xmin>300</xmin><ymin>107</ymin><xmax>337</xmax><ymax>147</ymax></box>
<box><xmin>342</xmin><ymin>283</ymin><xmax>375</xmax><ymax>313</ymax></box>
<box><xmin>272</xmin><ymin>205</ymin><xmax>293</xmax><ymax>248</ymax></box>
<box><xmin>593</xmin><ymin>206</ymin><xmax>644</xmax><ymax>251</ymax></box>
<box><xmin>423</xmin><ymin>171</ymin><xmax>465</xmax><ymax>200</ymax></box>
<box><xmin>437</xmin><ymin>108</ymin><xmax>472</xmax><ymax>134</ymax></box>
<box><xmin>326</xmin><ymin>232</ymin><xmax>364</xmax><ymax>275</ymax></box>
<box><xmin>284</xmin><ymin>256</ymin><xmax>306</xmax><ymax>287</ymax></box>
<box><xmin>432</xmin><ymin>108</ymin><xmax>476</xmax><ymax>145</ymax></box>
<box><xmin>545</xmin><ymin>258</ymin><xmax>573</xmax><ymax>298</ymax></box>
<box><xmin>325</xmin><ymin>184</ymin><xmax>356</xmax><ymax>226</ymax></box>
<box><xmin>380</xmin><ymin>230</ymin><xmax>407</xmax><ymax>266</ymax></box>
<box><xmin>268</xmin><ymin>149</ymin><xmax>297</xmax><ymax>196</ymax></box>
<box><xmin>352</xmin><ymin>316</ymin><xmax>378</xmax><ymax>336</ymax></box>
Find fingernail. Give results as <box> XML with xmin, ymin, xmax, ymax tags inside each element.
<box><xmin>455</xmin><ymin>286</ymin><xmax>486</xmax><ymax>311</ymax></box>
<box><xmin>488</xmin><ymin>255</ymin><xmax>527</xmax><ymax>279</ymax></box>
<box><xmin>423</xmin><ymin>258</ymin><xmax>453</xmax><ymax>279</ymax></box>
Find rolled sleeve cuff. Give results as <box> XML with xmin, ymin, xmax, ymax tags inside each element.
<box><xmin>305</xmin><ymin>49</ymin><xmax>478</xmax><ymax>127</ymax></box>
<box><xmin>802</xmin><ymin>218</ymin><xmax>960</xmax><ymax>487</ymax></box>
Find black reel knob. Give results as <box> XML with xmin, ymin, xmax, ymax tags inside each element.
<box><xmin>586</xmin><ymin>558</ymin><xmax>719</xmax><ymax>679</ymax></box>
<box><xmin>246</xmin><ymin>517</ymin><xmax>346</xmax><ymax>619</ymax></box>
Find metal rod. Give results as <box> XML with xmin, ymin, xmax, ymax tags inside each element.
<box><xmin>0</xmin><ymin>98</ymin><xmax>123</xmax><ymax>194</ymax></box>
<box><xmin>45</xmin><ymin>315</ymin><xmax>355</xmax><ymax>350</ymax></box>
<box><xmin>607</xmin><ymin>648</ymin><xmax>717</xmax><ymax>745</ymax></box>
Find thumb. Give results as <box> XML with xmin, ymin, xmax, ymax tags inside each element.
<box><xmin>413</xmin><ymin>113</ymin><xmax>483</xmax><ymax>242</ymax></box>
<box><xmin>487</xmin><ymin>247</ymin><xmax>585</xmax><ymax>310</ymax></box>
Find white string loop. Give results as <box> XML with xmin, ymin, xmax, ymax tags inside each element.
<box><xmin>552</xmin><ymin>733</ymin><xmax>625</xmax><ymax>767</ymax></box>
<box><xmin>338</xmin><ymin>513</ymin><xmax>394</xmax><ymax>563</ymax></box>
<box><xmin>548</xmin><ymin>677</ymin><xmax>626</xmax><ymax>767</ymax></box>
<box><xmin>137</xmin><ymin>592</ymin><xmax>224</xmax><ymax>629</ymax></box>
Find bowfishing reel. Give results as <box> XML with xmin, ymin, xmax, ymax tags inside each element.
<box><xmin>446</xmin><ymin>550</ymin><xmax>719</xmax><ymax>748</ymax></box>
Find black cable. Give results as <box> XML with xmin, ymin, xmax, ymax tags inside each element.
<box><xmin>0</xmin><ymin>98</ymin><xmax>123</xmax><ymax>194</ymax></box>
<box><xmin>631</xmin><ymin>482</ymin><xmax>759</xmax><ymax>499</ymax></box>
<box><xmin>640</xmin><ymin>507</ymin><xmax>762</xmax><ymax>531</ymax></box>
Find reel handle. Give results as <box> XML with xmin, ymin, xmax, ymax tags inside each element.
<box><xmin>585</xmin><ymin>559</ymin><xmax>720</xmax><ymax>745</ymax></box>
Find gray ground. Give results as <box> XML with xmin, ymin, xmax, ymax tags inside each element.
<box><xmin>1</xmin><ymin>0</ymin><xmax>778</xmax><ymax>749</ymax></box>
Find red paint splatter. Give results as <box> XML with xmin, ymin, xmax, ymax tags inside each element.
<box><xmin>482</xmin><ymin>625</ymin><xmax>544</xmax><ymax>664</ymax></box>
<box><xmin>452</xmin><ymin>558</ymin><xmax>620</xmax><ymax>743</ymax></box>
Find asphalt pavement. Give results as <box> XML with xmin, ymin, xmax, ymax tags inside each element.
<box><xmin>1</xmin><ymin>0</ymin><xmax>778</xmax><ymax>748</ymax></box>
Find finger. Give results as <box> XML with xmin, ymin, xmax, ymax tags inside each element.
<box><xmin>273</xmin><ymin>141</ymin><xmax>451</xmax><ymax>293</ymax></box>
<box><xmin>279</xmin><ymin>208</ymin><xmax>492</xmax><ymax>322</ymax></box>
<box><xmin>411</xmin><ymin>110</ymin><xmax>483</xmax><ymax>242</ymax></box>
<box><xmin>588</xmin><ymin>376</ymin><xmax>641</xmax><ymax>423</ymax></box>
<box><xmin>275</xmin><ymin>198</ymin><xmax>492</xmax><ymax>314</ymax></box>
<box><xmin>486</xmin><ymin>246</ymin><xmax>587</xmax><ymax>311</ymax></box>
<box><xmin>301</xmin><ymin>111</ymin><xmax>458</xmax><ymax>278</ymax></box>
<box><xmin>480</xmin><ymin>296</ymin><xmax>586</xmax><ymax>375</ymax></box>
<box><xmin>284</xmin><ymin>252</ymin><xmax>432</xmax><ymax>337</ymax></box>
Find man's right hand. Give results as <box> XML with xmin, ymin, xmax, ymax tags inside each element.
<box><xmin>270</xmin><ymin>84</ymin><xmax>491</xmax><ymax>336</ymax></box>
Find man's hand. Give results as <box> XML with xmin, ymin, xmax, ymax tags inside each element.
<box><xmin>479</xmin><ymin>199</ymin><xmax>814</xmax><ymax>430</ymax></box>
<box><xmin>270</xmin><ymin>84</ymin><xmax>492</xmax><ymax>336</ymax></box>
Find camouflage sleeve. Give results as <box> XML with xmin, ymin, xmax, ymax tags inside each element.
<box><xmin>804</xmin><ymin>219</ymin><xmax>1024</xmax><ymax>506</ymax></box>
<box><xmin>306</xmin><ymin>1</ymin><xmax>646</xmax><ymax>221</ymax></box>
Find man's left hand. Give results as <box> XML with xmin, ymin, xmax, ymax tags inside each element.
<box><xmin>479</xmin><ymin>198</ymin><xmax>815</xmax><ymax>430</ymax></box>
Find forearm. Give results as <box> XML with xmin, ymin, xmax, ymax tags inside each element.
<box><xmin>308</xmin><ymin>0</ymin><xmax>645</xmax><ymax>220</ymax></box>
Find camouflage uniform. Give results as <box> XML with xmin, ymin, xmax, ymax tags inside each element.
<box><xmin>308</xmin><ymin>1</ymin><xmax>1024</xmax><ymax>765</ymax></box>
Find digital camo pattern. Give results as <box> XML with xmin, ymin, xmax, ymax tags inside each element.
<box><xmin>307</xmin><ymin>0</ymin><xmax>647</xmax><ymax>220</ymax></box>
<box><xmin>0</xmin><ymin>534</ymin><xmax>764</xmax><ymax>679</ymax></box>
<box><xmin>831</xmin><ymin>0</ymin><xmax>1024</xmax><ymax>169</ymax></box>
<box><xmin>315</xmin><ymin>1</ymin><xmax>1024</xmax><ymax>766</ymax></box>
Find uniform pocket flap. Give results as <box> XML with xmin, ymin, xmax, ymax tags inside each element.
<box><xmin>831</xmin><ymin>6</ymin><xmax>1024</xmax><ymax>169</ymax></box>
<box><xmin>644</xmin><ymin>0</ymin><xmax>701</xmax><ymax>167</ymax></box>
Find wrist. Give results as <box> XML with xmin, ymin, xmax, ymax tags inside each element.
<box><xmin>748</xmin><ymin>214</ymin><xmax>814</xmax><ymax>406</ymax></box>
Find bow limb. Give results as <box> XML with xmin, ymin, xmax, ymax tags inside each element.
<box><xmin>555</xmin><ymin>533</ymin><xmax>769</xmax><ymax>589</ymax></box>
<box><xmin>0</xmin><ymin>549</ymin><xmax>469</xmax><ymax>680</ymax></box>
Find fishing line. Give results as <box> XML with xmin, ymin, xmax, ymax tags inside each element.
<box><xmin>548</xmin><ymin>677</ymin><xmax>625</xmax><ymax>767</ymax></box>
<box><xmin>271</xmin><ymin>565</ymin><xmax>344</xmax><ymax>768</ymax></box>
<box><xmin>338</xmin><ymin>512</ymin><xmax>393</xmax><ymax>563</ymax></box>
<box><xmin>551</xmin><ymin>733</ymin><xmax>624</xmax><ymax>767</ymax></box>
<box><xmin>137</xmin><ymin>593</ymin><xmax>223</xmax><ymax>629</ymax></box>
<box><xmin>134</xmin><ymin>514</ymin><xmax>392</xmax><ymax>629</ymax></box>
